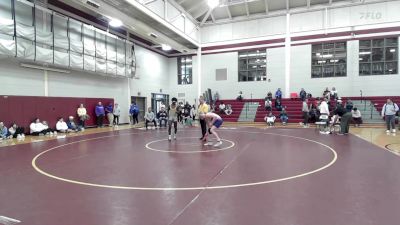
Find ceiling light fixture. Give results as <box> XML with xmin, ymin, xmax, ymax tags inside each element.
<box><xmin>207</xmin><ymin>0</ymin><xmax>219</xmax><ymax>8</ymax></box>
<box><xmin>162</xmin><ymin>44</ymin><xmax>172</xmax><ymax>51</ymax></box>
<box><xmin>109</xmin><ymin>18</ymin><xmax>123</xmax><ymax>27</ymax></box>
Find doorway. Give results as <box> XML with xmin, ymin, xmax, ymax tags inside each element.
<box><xmin>131</xmin><ymin>96</ymin><xmax>146</xmax><ymax>122</ymax></box>
<box><xmin>151</xmin><ymin>93</ymin><xmax>169</xmax><ymax>113</ymax></box>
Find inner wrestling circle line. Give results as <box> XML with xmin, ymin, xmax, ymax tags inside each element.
<box><xmin>145</xmin><ymin>137</ymin><xmax>236</xmax><ymax>153</ymax></box>
<box><xmin>31</xmin><ymin>129</ymin><xmax>338</xmax><ymax>191</ymax></box>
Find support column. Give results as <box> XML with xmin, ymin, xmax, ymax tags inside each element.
<box><xmin>284</xmin><ymin>13</ymin><xmax>291</xmax><ymax>98</ymax></box>
<box><xmin>44</xmin><ymin>70</ymin><xmax>49</xmax><ymax>96</ymax></box>
<box><xmin>197</xmin><ymin>47</ymin><xmax>202</xmax><ymax>97</ymax></box>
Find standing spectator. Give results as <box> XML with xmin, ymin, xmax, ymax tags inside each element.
<box><xmin>105</xmin><ymin>103</ymin><xmax>114</xmax><ymax>127</ymax></box>
<box><xmin>144</xmin><ymin>107</ymin><xmax>157</xmax><ymax>130</ymax></box>
<box><xmin>67</xmin><ymin>116</ymin><xmax>80</xmax><ymax>132</ymax></box>
<box><xmin>129</xmin><ymin>102</ymin><xmax>139</xmax><ymax>125</ymax></box>
<box><xmin>113</xmin><ymin>103</ymin><xmax>121</xmax><ymax>126</ymax></box>
<box><xmin>264</xmin><ymin>112</ymin><xmax>276</xmax><ymax>127</ymax></box>
<box><xmin>299</xmin><ymin>88</ymin><xmax>307</xmax><ymax>101</ymax></box>
<box><xmin>56</xmin><ymin>118</ymin><xmax>72</xmax><ymax>133</ymax></box>
<box><xmin>95</xmin><ymin>102</ymin><xmax>105</xmax><ymax>128</ymax></box>
<box><xmin>214</xmin><ymin>92</ymin><xmax>220</xmax><ymax>104</ymax></box>
<box><xmin>0</xmin><ymin>122</ymin><xmax>8</xmax><ymax>139</ymax></box>
<box><xmin>266</xmin><ymin>91</ymin><xmax>273</xmax><ymax>101</ymax></box>
<box><xmin>319</xmin><ymin>98</ymin><xmax>330</xmax><ymax>134</ymax></box>
<box><xmin>345</xmin><ymin>99</ymin><xmax>354</xmax><ymax>112</ymax></box>
<box><xmin>275</xmin><ymin>88</ymin><xmax>282</xmax><ymax>100</ymax></box>
<box><xmin>219</xmin><ymin>102</ymin><xmax>226</xmax><ymax>114</ymax></box>
<box><xmin>352</xmin><ymin>107</ymin><xmax>362</xmax><ymax>127</ymax></box>
<box><xmin>191</xmin><ymin>105</ymin><xmax>196</xmax><ymax>121</ymax></box>
<box><xmin>331</xmin><ymin>87</ymin><xmax>338</xmax><ymax>100</ymax></box>
<box><xmin>280</xmin><ymin>109</ymin><xmax>289</xmax><ymax>125</ymax></box>
<box><xmin>275</xmin><ymin>99</ymin><xmax>283</xmax><ymax>111</ymax></box>
<box><xmin>301</xmin><ymin>99</ymin><xmax>310</xmax><ymax>128</ymax></box>
<box><xmin>77</xmin><ymin>104</ymin><xmax>89</xmax><ymax>129</ymax></box>
<box><xmin>381</xmin><ymin>99</ymin><xmax>399</xmax><ymax>133</ymax></box>
<box><xmin>323</xmin><ymin>87</ymin><xmax>331</xmax><ymax>99</ymax></box>
<box><xmin>8</xmin><ymin>123</ymin><xmax>25</xmax><ymax>139</ymax></box>
<box><xmin>157</xmin><ymin>106</ymin><xmax>168</xmax><ymax>128</ymax></box>
<box><xmin>265</xmin><ymin>99</ymin><xmax>272</xmax><ymax>111</ymax></box>
<box><xmin>236</xmin><ymin>91</ymin><xmax>243</xmax><ymax>101</ymax></box>
<box><xmin>333</xmin><ymin>100</ymin><xmax>352</xmax><ymax>135</ymax></box>
<box><xmin>198</xmin><ymin>96</ymin><xmax>210</xmax><ymax>141</ymax></box>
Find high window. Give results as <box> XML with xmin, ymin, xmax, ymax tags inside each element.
<box><xmin>178</xmin><ymin>56</ymin><xmax>192</xmax><ymax>85</ymax></box>
<box><xmin>238</xmin><ymin>49</ymin><xmax>267</xmax><ymax>82</ymax></box>
<box><xmin>312</xmin><ymin>42</ymin><xmax>347</xmax><ymax>78</ymax></box>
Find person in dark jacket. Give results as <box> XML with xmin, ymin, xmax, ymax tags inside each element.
<box><xmin>157</xmin><ymin>106</ymin><xmax>168</xmax><ymax>128</ymax></box>
<box><xmin>95</xmin><ymin>102</ymin><xmax>105</xmax><ymax>128</ymax></box>
<box><xmin>333</xmin><ymin>100</ymin><xmax>352</xmax><ymax>135</ymax></box>
<box><xmin>275</xmin><ymin>99</ymin><xmax>283</xmax><ymax>111</ymax></box>
<box><xmin>299</xmin><ymin>88</ymin><xmax>307</xmax><ymax>101</ymax></box>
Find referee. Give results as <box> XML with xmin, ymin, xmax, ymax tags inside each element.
<box><xmin>198</xmin><ymin>96</ymin><xmax>209</xmax><ymax>141</ymax></box>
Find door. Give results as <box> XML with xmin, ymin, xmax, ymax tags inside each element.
<box><xmin>151</xmin><ymin>93</ymin><xmax>169</xmax><ymax>113</ymax></box>
<box><xmin>131</xmin><ymin>96</ymin><xmax>146</xmax><ymax>122</ymax></box>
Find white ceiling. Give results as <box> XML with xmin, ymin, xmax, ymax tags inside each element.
<box><xmin>175</xmin><ymin>0</ymin><xmax>361</xmax><ymax>26</ymax></box>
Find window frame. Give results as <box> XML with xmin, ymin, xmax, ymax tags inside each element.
<box><xmin>311</xmin><ymin>42</ymin><xmax>347</xmax><ymax>78</ymax></box>
<box><xmin>238</xmin><ymin>49</ymin><xmax>267</xmax><ymax>82</ymax></box>
<box><xmin>177</xmin><ymin>55</ymin><xmax>192</xmax><ymax>85</ymax></box>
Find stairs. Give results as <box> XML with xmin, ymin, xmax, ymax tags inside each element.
<box><xmin>215</xmin><ymin>100</ymin><xmax>244</xmax><ymax>122</ymax></box>
<box><xmin>350</xmin><ymin>100</ymin><xmax>383</xmax><ymax>124</ymax></box>
<box><xmin>255</xmin><ymin>99</ymin><xmax>304</xmax><ymax>123</ymax></box>
<box><xmin>238</xmin><ymin>102</ymin><xmax>259</xmax><ymax>122</ymax></box>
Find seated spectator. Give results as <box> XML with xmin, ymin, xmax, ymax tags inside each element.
<box><xmin>299</xmin><ymin>88</ymin><xmax>307</xmax><ymax>101</ymax></box>
<box><xmin>8</xmin><ymin>123</ymin><xmax>25</xmax><ymax>139</ymax></box>
<box><xmin>225</xmin><ymin>104</ymin><xmax>233</xmax><ymax>115</ymax></box>
<box><xmin>183</xmin><ymin>106</ymin><xmax>193</xmax><ymax>127</ymax></box>
<box><xmin>331</xmin><ymin>87</ymin><xmax>338</xmax><ymax>100</ymax></box>
<box><xmin>307</xmin><ymin>93</ymin><xmax>313</xmax><ymax>99</ymax></box>
<box><xmin>157</xmin><ymin>106</ymin><xmax>168</xmax><ymax>128</ymax></box>
<box><xmin>266</xmin><ymin>91</ymin><xmax>273</xmax><ymax>101</ymax></box>
<box><xmin>30</xmin><ymin>118</ymin><xmax>54</xmax><ymax>136</ymax></box>
<box><xmin>77</xmin><ymin>104</ymin><xmax>89</xmax><ymax>128</ymax></box>
<box><xmin>275</xmin><ymin>88</ymin><xmax>282</xmax><ymax>100</ymax></box>
<box><xmin>323</xmin><ymin>87</ymin><xmax>331</xmax><ymax>99</ymax></box>
<box><xmin>105</xmin><ymin>103</ymin><xmax>114</xmax><ymax>127</ymax></box>
<box><xmin>144</xmin><ymin>107</ymin><xmax>157</xmax><ymax>130</ymax></box>
<box><xmin>219</xmin><ymin>102</ymin><xmax>226</xmax><ymax>114</ymax></box>
<box><xmin>236</xmin><ymin>91</ymin><xmax>243</xmax><ymax>101</ymax></box>
<box><xmin>67</xmin><ymin>116</ymin><xmax>80</xmax><ymax>132</ymax></box>
<box><xmin>191</xmin><ymin>105</ymin><xmax>196</xmax><ymax>121</ymax></box>
<box><xmin>0</xmin><ymin>122</ymin><xmax>8</xmax><ymax>140</ymax></box>
<box><xmin>345</xmin><ymin>99</ymin><xmax>353</xmax><ymax>112</ymax></box>
<box><xmin>265</xmin><ymin>99</ymin><xmax>272</xmax><ymax>111</ymax></box>
<box><xmin>56</xmin><ymin>118</ymin><xmax>73</xmax><ymax>133</ymax></box>
<box><xmin>280</xmin><ymin>109</ymin><xmax>289</xmax><ymax>125</ymax></box>
<box><xmin>275</xmin><ymin>99</ymin><xmax>283</xmax><ymax>111</ymax></box>
<box><xmin>264</xmin><ymin>112</ymin><xmax>276</xmax><ymax>127</ymax></box>
<box><xmin>352</xmin><ymin>107</ymin><xmax>362</xmax><ymax>127</ymax></box>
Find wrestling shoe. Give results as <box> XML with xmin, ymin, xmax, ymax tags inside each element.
<box><xmin>204</xmin><ymin>142</ymin><xmax>213</xmax><ymax>146</ymax></box>
<box><xmin>213</xmin><ymin>141</ymin><xmax>222</xmax><ymax>147</ymax></box>
<box><xmin>168</xmin><ymin>135</ymin><xmax>171</xmax><ymax>141</ymax></box>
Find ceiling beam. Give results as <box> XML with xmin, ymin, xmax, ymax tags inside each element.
<box><xmin>210</xmin><ymin>11</ymin><xmax>216</xmax><ymax>23</ymax></box>
<box><xmin>226</xmin><ymin>5</ymin><xmax>232</xmax><ymax>19</ymax></box>
<box><xmin>329</xmin><ymin>0</ymin><xmax>333</xmax><ymax>5</ymax></box>
<box><xmin>245</xmin><ymin>1</ymin><xmax>250</xmax><ymax>17</ymax></box>
<box><xmin>200</xmin><ymin>8</ymin><xmax>213</xmax><ymax>26</ymax></box>
<box><xmin>264</xmin><ymin>0</ymin><xmax>269</xmax><ymax>14</ymax></box>
<box><xmin>193</xmin><ymin>6</ymin><xmax>209</xmax><ymax>19</ymax></box>
<box><xmin>143</xmin><ymin>0</ymin><xmax>158</xmax><ymax>5</ymax></box>
<box><xmin>307</xmin><ymin>0</ymin><xmax>311</xmax><ymax>8</ymax></box>
<box><xmin>176</xmin><ymin>0</ymin><xmax>189</xmax><ymax>4</ymax></box>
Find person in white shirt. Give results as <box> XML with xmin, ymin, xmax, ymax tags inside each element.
<box><xmin>351</xmin><ymin>107</ymin><xmax>362</xmax><ymax>127</ymax></box>
<box><xmin>56</xmin><ymin>118</ymin><xmax>72</xmax><ymax>133</ymax></box>
<box><xmin>264</xmin><ymin>112</ymin><xmax>276</xmax><ymax>127</ymax></box>
<box><xmin>113</xmin><ymin>103</ymin><xmax>121</xmax><ymax>126</ymax></box>
<box><xmin>219</xmin><ymin>102</ymin><xmax>226</xmax><ymax>114</ymax></box>
<box><xmin>318</xmin><ymin>98</ymin><xmax>330</xmax><ymax>133</ymax></box>
<box><xmin>77</xmin><ymin>104</ymin><xmax>89</xmax><ymax>128</ymax></box>
<box><xmin>30</xmin><ymin>118</ymin><xmax>54</xmax><ymax>136</ymax></box>
<box><xmin>330</xmin><ymin>87</ymin><xmax>338</xmax><ymax>100</ymax></box>
<box><xmin>144</xmin><ymin>107</ymin><xmax>157</xmax><ymax>130</ymax></box>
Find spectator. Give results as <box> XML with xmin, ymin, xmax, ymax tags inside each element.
<box><xmin>309</xmin><ymin>103</ymin><xmax>319</xmax><ymax>123</ymax></box>
<box><xmin>157</xmin><ymin>106</ymin><xmax>168</xmax><ymax>128</ymax></box>
<box><xmin>56</xmin><ymin>117</ymin><xmax>72</xmax><ymax>133</ymax></box>
<box><xmin>214</xmin><ymin>92</ymin><xmax>220</xmax><ymax>103</ymax></box>
<box><xmin>67</xmin><ymin>116</ymin><xmax>80</xmax><ymax>132</ymax></box>
<box><xmin>299</xmin><ymin>88</ymin><xmax>307</xmax><ymax>101</ymax></box>
<box><xmin>319</xmin><ymin>98</ymin><xmax>330</xmax><ymax>134</ymax></box>
<box><xmin>265</xmin><ymin>99</ymin><xmax>272</xmax><ymax>111</ymax></box>
<box><xmin>183</xmin><ymin>105</ymin><xmax>193</xmax><ymax>127</ymax></box>
<box><xmin>77</xmin><ymin>104</ymin><xmax>89</xmax><ymax>128</ymax></box>
<box><xmin>345</xmin><ymin>99</ymin><xmax>353</xmax><ymax>112</ymax></box>
<box><xmin>113</xmin><ymin>103</ymin><xmax>121</xmax><ymax>126</ymax></box>
<box><xmin>219</xmin><ymin>102</ymin><xmax>226</xmax><ymax>114</ymax></box>
<box><xmin>275</xmin><ymin>99</ymin><xmax>283</xmax><ymax>111</ymax></box>
<box><xmin>144</xmin><ymin>107</ymin><xmax>157</xmax><ymax>130</ymax></box>
<box><xmin>0</xmin><ymin>122</ymin><xmax>8</xmax><ymax>139</ymax></box>
<box><xmin>352</xmin><ymin>107</ymin><xmax>362</xmax><ymax>127</ymax></box>
<box><xmin>198</xmin><ymin>96</ymin><xmax>210</xmax><ymax>141</ymax></box>
<box><xmin>280</xmin><ymin>109</ymin><xmax>289</xmax><ymax>125</ymax></box>
<box><xmin>264</xmin><ymin>112</ymin><xmax>276</xmax><ymax>127</ymax></box>
<box><xmin>333</xmin><ymin>100</ymin><xmax>352</xmax><ymax>135</ymax></box>
<box><xmin>307</xmin><ymin>93</ymin><xmax>313</xmax><ymax>99</ymax></box>
<box><xmin>95</xmin><ymin>102</ymin><xmax>105</xmax><ymax>128</ymax></box>
<box><xmin>177</xmin><ymin>102</ymin><xmax>184</xmax><ymax>124</ymax></box>
<box><xmin>275</xmin><ymin>88</ymin><xmax>282</xmax><ymax>100</ymax></box>
<box><xmin>105</xmin><ymin>103</ymin><xmax>114</xmax><ymax>127</ymax></box>
<box><xmin>236</xmin><ymin>91</ymin><xmax>243</xmax><ymax>101</ymax></box>
<box><xmin>225</xmin><ymin>104</ymin><xmax>233</xmax><ymax>116</ymax></box>
<box><xmin>30</xmin><ymin>118</ymin><xmax>54</xmax><ymax>136</ymax></box>
<box><xmin>323</xmin><ymin>87</ymin><xmax>331</xmax><ymax>99</ymax></box>
<box><xmin>300</xmin><ymin>99</ymin><xmax>310</xmax><ymax>128</ymax></box>
<box><xmin>8</xmin><ymin>123</ymin><xmax>25</xmax><ymax>139</ymax></box>
<box><xmin>191</xmin><ymin>105</ymin><xmax>196</xmax><ymax>121</ymax></box>
<box><xmin>266</xmin><ymin>91</ymin><xmax>273</xmax><ymax>101</ymax></box>
<box><xmin>129</xmin><ymin>102</ymin><xmax>139</xmax><ymax>125</ymax></box>
<box><xmin>381</xmin><ymin>99</ymin><xmax>399</xmax><ymax>133</ymax></box>
<box><xmin>331</xmin><ymin>87</ymin><xmax>338</xmax><ymax>100</ymax></box>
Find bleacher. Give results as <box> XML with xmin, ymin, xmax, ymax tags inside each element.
<box><xmin>214</xmin><ymin>100</ymin><xmax>245</xmax><ymax>122</ymax></box>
